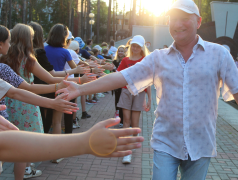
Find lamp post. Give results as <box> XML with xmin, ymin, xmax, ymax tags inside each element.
<box><xmin>89</xmin><ymin>13</ymin><xmax>95</xmax><ymax>39</ymax></box>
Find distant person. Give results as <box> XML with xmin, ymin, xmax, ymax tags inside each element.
<box><xmin>108</xmin><ymin>40</ymin><xmax>117</xmax><ymax>58</ymax></box>
<box><xmin>85</xmin><ymin>39</ymin><xmax>93</xmax><ymax>51</ymax></box>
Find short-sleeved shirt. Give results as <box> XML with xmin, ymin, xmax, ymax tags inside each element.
<box><xmin>85</xmin><ymin>46</ymin><xmax>91</xmax><ymax>51</ymax></box>
<box><xmin>117</xmin><ymin>57</ymin><xmax>144</xmax><ymax>89</ymax></box>
<box><xmin>97</xmin><ymin>54</ymin><xmax>104</xmax><ymax>59</ymax></box>
<box><xmin>45</xmin><ymin>45</ymin><xmax>72</xmax><ymax>71</ymax></box>
<box><xmin>109</xmin><ymin>46</ymin><xmax>117</xmax><ymax>57</ymax></box>
<box><xmin>0</xmin><ymin>63</ymin><xmax>24</xmax><ymax>118</ymax></box>
<box><xmin>120</xmin><ymin>36</ymin><xmax>238</xmax><ymax>161</ymax></box>
<box><xmin>34</xmin><ymin>48</ymin><xmax>54</xmax><ymax>84</ymax></box>
<box><xmin>0</xmin><ymin>79</ymin><xmax>11</xmax><ymax>99</ymax></box>
<box><xmin>79</xmin><ymin>49</ymin><xmax>91</xmax><ymax>59</ymax></box>
<box><xmin>64</xmin><ymin>49</ymin><xmax>81</xmax><ymax>78</ymax></box>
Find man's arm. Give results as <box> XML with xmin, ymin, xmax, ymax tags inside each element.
<box><xmin>56</xmin><ymin>72</ymin><xmax>127</xmax><ymax>100</ymax></box>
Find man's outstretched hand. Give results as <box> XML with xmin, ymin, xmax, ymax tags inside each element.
<box><xmin>56</xmin><ymin>81</ymin><xmax>80</xmax><ymax>101</ymax></box>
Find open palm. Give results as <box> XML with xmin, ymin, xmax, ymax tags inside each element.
<box><xmin>56</xmin><ymin>81</ymin><xmax>80</xmax><ymax>101</ymax></box>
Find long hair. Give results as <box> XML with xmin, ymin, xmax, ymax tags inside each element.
<box><xmin>0</xmin><ymin>25</ymin><xmax>10</xmax><ymax>43</ymax></box>
<box><xmin>114</xmin><ymin>45</ymin><xmax>125</xmax><ymax>62</ymax></box>
<box><xmin>109</xmin><ymin>39</ymin><xmax>115</xmax><ymax>49</ymax></box>
<box><xmin>127</xmin><ymin>44</ymin><xmax>150</xmax><ymax>59</ymax></box>
<box><xmin>28</xmin><ymin>22</ymin><xmax>44</xmax><ymax>49</ymax></box>
<box><xmin>0</xmin><ymin>23</ymin><xmax>36</xmax><ymax>78</ymax></box>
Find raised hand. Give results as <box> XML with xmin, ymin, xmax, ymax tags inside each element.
<box><xmin>0</xmin><ymin>105</ymin><xmax>19</xmax><ymax>131</ymax></box>
<box><xmin>58</xmin><ymin>73</ymin><xmax>69</xmax><ymax>90</ymax></box>
<box><xmin>81</xmin><ymin>73</ymin><xmax>97</xmax><ymax>84</ymax></box>
<box><xmin>75</xmin><ymin>64</ymin><xmax>90</xmax><ymax>74</ymax></box>
<box><xmin>85</xmin><ymin>118</ymin><xmax>144</xmax><ymax>157</ymax></box>
<box><xmin>92</xmin><ymin>66</ymin><xmax>105</xmax><ymax>75</ymax></box>
<box><xmin>56</xmin><ymin>81</ymin><xmax>80</xmax><ymax>101</ymax></box>
<box><xmin>53</xmin><ymin>93</ymin><xmax>79</xmax><ymax>114</ymax></box>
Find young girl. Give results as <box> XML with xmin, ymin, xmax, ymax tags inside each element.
<box><xmin>116</xmin><ymin>35</ymin><xmax>151</xmax><ymax>164</ymax></box>
<box><xmin>113</xmin><ymin>45</ymin><xmax>126</xmax><ymax>128</ymax></box>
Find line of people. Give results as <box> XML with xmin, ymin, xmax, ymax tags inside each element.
<box><xmin>0</xmin><ymin>22</ymin><xmax>144</xmax><ymax>180</ymax></box>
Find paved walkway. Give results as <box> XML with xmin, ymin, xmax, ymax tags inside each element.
<box><xmin>1</xmin><ymin>88</ymin><xmax>238</xmax><ymax>180</ymax></box>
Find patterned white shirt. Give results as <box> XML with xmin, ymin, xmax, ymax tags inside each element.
<box><xmin>121</xmin><ymin>36</ymin><xmax>238</xmax><ymax>161</ymax></box>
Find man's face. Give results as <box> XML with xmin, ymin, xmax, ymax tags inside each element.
<box><xmin>169</xmin><ymin>9</ymin><xmax>202</xmax><ymax>45</ymax></box>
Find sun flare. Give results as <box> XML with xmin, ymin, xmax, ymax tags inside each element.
<box><xmin>141</xmin><ymin>0</ymin><xmax>174</xmax><ymax>16</ymax></box>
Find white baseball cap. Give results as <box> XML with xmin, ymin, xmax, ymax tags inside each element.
<box><xmin>67</xmin><ymin>30</ymin><xmax>74</xmax><ymax>40</ymax></box>
<box><xmin>130</xmin><ymin>35</ymin><xmax>145</xmax><ymax>47</ymax></box>
<box><xmin>68</xmin><ymin>40</ymin><xmax>79</xmax><ymax>51</ymax></box>
<box><xmin>166</xmin><ymin>0</ymin><xmax>200</xmax><ymax>17</ymax></box>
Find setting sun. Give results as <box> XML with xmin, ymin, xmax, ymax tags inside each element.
<box><xmin>141</xmin><ymin>0</ymin><xmax>174</xmax><ymax>16</ymax></box>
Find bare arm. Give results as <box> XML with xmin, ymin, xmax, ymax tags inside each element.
<box><xmin>5</xmin><ymin>86</ymin><xmax>78</xmax><ymax>113</ymax></box>
<box><xmin>56</xmin><ymin>72</ymin><xmax>127</xmax><ymax>100</ymax></box>
<box><xmin>233</xmin><ymin>93</ymin><xmax>238</xmax><ymax>104</ymax></box>
<box><xmin>18</xmin><ymin>81</ymin><xmax>55</xmax><ymax>94</ymax></box>
<box><xmin>0</xmin><ymin>118</ymin><xmax>143</xmax><ymax>162</ymax></box>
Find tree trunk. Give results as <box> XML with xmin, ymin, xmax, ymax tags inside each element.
<box><xmin>22</xmin><ymin>0</ymin><xmax>27</xmax><ymax>24</ymax></box>
<box><xmin>3</xmin><ymin>0</ymin><xmax>8</xmax><ymax>27</ymax></box>
<box><xmin>86</xmin><ymin>0</ymin><xmax>91</xmax><ymax>40</ymax></box>
<box><xmin>81</xmin><ymin>0</ymin><xmax>84</xmax><ymax>38</ymax></box>
<box><xmin>28</xmin><ymin>0</ymin><xmax>32</xmax><ymax>23</ymax></box>
<box><xmin>122</xmin><ymin>3</ymin><xmax>125</xmax><ymax>30</ymax></box>
<box><xmin>8</xmin><ymin>0</ymin><xmax>12</xmax><ymax>28</ymax></box>
<box><xmin>96</xmin><ymin>0</ymin><xmax>100</xmax><ymax>43</ymax></box>
<box><xmin>69</xmin><ymin>0</ymin><xmax>72</xmax><ymax>30</ymax></box>
<box><xmin>107</xmin><ymin>0</ymin><xmax>112</xmax><ymax>42</ymax></box>
<box><xmin>132</xmin><ymin>0</ymin><xmax>136</xmax><ymax>26</ymax></box>
<box><xmin>71</xmin><ymin>8</ymin><xmax>74</xmax><ymax>34</ymax></box>
<box><xmin>113</xmin><ymin>0</ymin><xmax>115</xmax><ymax>40</ymax></box>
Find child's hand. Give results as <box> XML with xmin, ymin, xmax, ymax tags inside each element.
<box><xmin>81</xmin><ymin>73</ymin><xmax>97</xmax><ymax>84</ymax></box>
<box><xmin>0</xmin><ymin>105</ymin><xmax>19</xmax><ymax>131</ymax></box>
<box><xmin>85</xmin><ymin>118</ymin><xmax>144</xmax><ymax>157</ymax></box>
<box><xmin>53</xmin><ymin>93</ymin><xmax>79</xmax><ymax>114</ymax></box>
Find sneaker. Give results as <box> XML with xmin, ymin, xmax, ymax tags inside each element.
<box><xmin>119</xmin><ymin>123</ymin><xmax>123</xmax><ymax>128</ymax></box>
<box><xmin>24</xmin><ymin>168</ymin><xmax>42</xmax><ymax>179</ymax></box>
<box><xmin>81</xmin><ymin>111</ymin><xmax>91</xmax><ymax>119</ymax></box>
<box><xmin>86</xmin><ymin>100</ymin><xmax>97</xmax><ymax>104</ymax></box>
<box><xmin>122</xmin><ymin>154</ymin><xmax>132</xmax><ymax>164</ymax></box>
<box><xmin>92</xmin><ymin>96</ymin><xmax>100</xmax><ymax>102</ymax></box>
<box><xmin>97</xmin><ymin>93</ymin><xmax>105</xmax><ymax>98</ymax></box>
<box><xmin>73</xmin><ymin>118</ymin><xmax>80</xmax><ymax>128</ymax></box>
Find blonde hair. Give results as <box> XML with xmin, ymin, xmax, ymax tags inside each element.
<box><xmin>127</xmin><ymin>44</ymin><xmax>150</xmax><ymax>59</ymax></box>
<box><xmin>114</xmin><ymin>45</ymin><xmax>126</xmax><ymax>62</ymax></box>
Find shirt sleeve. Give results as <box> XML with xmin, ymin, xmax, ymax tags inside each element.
<box><xmin>65</xmin><ymin>49</ymin><xmax>73</xmax><ymax>62</ymax></box>
<box><xmin>120</xmin><ymin>52</ymin><xmax>155</xmax><ymax>95</ymax></box>
<box><xmin>35</xmin><ymin>49</ymin><xmax>54</xmax><ymax>72</ymax></box>
<box><xmin>0</xmin><ymin>64</ymin><xmax>24</xmax><ymax>88</ymax></box>
<box><xmin>0</xmin><ymin>79</ymin><xmax>12</xmax><ymax>99</ymax></box>
<box><xmin>219</xmin><ymin>47</ymin><xmax>238</xmax><ymax>101</ymax></box>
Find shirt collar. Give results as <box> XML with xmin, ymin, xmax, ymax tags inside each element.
<box><xmin>167</xmin><ymin>35</ymin><xmax>206</xmax><ymax>55</ymax></box>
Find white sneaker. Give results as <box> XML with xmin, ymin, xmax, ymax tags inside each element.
<box><xmin>30</xmin><ymin>163</ymin><xmax>35</xmax><ymax>168</ymax></box>
<box><xmin>119</xmin><ymin>123</ymin><xmax>123</xmax><ymax>128</ymax></box>
<box><xmin>73</xmin><ymin>124</ymin><xmax>79</xmax><ymax>129</ymax></box>
<box><xmin>24</xmin><ymin>168</ymin><xmax>42</xmax><ymax>179</ymax></box>
<box><xmin>122</xmin><ymin>154</ymin><xmax>132</xmax><ymax>164</ymax></box>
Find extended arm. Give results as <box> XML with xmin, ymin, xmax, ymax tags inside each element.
<box><xmin>0</xmin><ymin>118</ymin><xmax>143</xmax><ymax>162</ymax></box>
<box><xmin>57</xmin><ymin>72</ymin><xmax>127</xmax><ymax>100</ymax></box>
<box><xmin>6</xmin><ymin>86</ymin><xmax>78</xmax><ymax>113</ymax></box>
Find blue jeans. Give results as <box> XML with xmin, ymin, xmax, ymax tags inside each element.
<box><xmin>152</xmin><ymin>150</ymin><xmax>211</xmax><ymax>180</ymax></box>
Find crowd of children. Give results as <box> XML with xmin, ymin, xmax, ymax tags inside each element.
<box><xmin>0</xmin><ymin>21</ymin><xmax>149</xmax><ymax>179</ymax></box>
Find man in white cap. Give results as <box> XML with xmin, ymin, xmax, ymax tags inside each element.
<box><xmin>55</xmin><ymin>0</ymin><xmax>238</xmax><ymax>179</ymax></box>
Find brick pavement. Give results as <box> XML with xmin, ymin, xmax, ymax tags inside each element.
<box><xmin>2</xmin><ymin>88</ymin><xmax>238</xmax><ymax>180</ymax></box>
